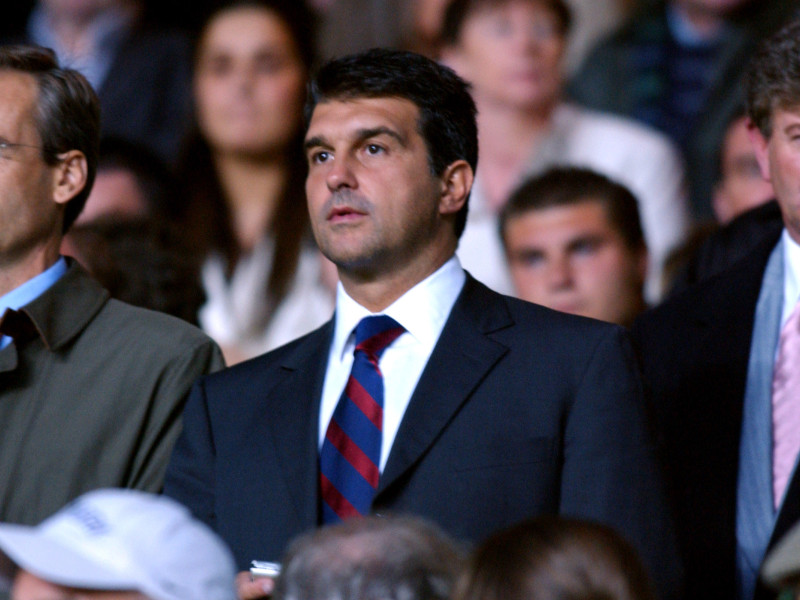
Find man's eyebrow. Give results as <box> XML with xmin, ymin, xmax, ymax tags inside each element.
<box><xmin>355</xmin><ymin>126</ymin><xmax>406</xmax><ymax>146</ymax></box>
<box><xmin>304</xmin><ymin>127</ymin><xmax>406</xmax><ymax>152</ymax></box>
<box><xmin>303</xmin><ymin>135</ymin><xmax>327</xmax><ymax>152</ymax></box>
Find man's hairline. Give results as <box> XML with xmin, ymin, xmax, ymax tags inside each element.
<box><xmin>501</xmin><ymin>194</ymin><xmax>644</xmax><ymax>252</ymax></box>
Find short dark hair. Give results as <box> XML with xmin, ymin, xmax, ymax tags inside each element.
<box><xmin>500</xmin><ymin>167</ymin><xmax>645</xmax><ymax>251</ymax></box>
<box><xmin>452</xmin><ymin>517</ymin><xmax>656</xmax><ymax>600</ymax></box>
<box><xmin>0</xmin><ymin>45</ymin><xmax>100</xmax><ymax>233</ymax></box>
<box><xmin>441</xmin><ymin>0</ymin><xmax>572</xmax><ymax>47</ymax></box>
<box><xmin>273</xmin><ymin>515</ymin><xmax>464</xmax><ymax>600</ymax></box>
<box><xmin>746</xmin><ymin>18</ymin><xmax>800</xmax><ymax>137</ymax></box>
<box><xmin>305</xmin><ymin>47</ymin><xmax>478</xmax><ymax>239</ymax></box>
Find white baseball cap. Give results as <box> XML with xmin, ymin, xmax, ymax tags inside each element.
<box><xmin>0</xmin><ymin>489</ymin><xmax>236</xmax><ymax>600</ymax></box>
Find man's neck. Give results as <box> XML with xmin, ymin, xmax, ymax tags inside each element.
<box><xmin>0</xmin><ymin>246</ymin><xmax>62</xmax><ymax>298</ymax></box>
<box><xmin>339</xmin><ymin>248</ymin><xmax>456</xmax><ymax>313</ymax></box>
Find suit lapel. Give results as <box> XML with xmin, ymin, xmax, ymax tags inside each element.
<box><xmin>261</xmin><ymin>321</ymin><xmax>333</xmax><ymax>525</ymax></box>
<box><xmin>376</xmin><ymin>277</ymin><xmax>511</xmax><ymax>496</ymax></box>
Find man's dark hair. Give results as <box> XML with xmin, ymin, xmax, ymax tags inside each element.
<box><xmin>746</xmin><ymin>18</ymin><xmax>800</xmax><ymax>138</ymax></box>
<box><xmin>500</xmin><ymin>167</ymin><xmax>645</xmax><ymax>251</ymax></box>
<box><xmin>0</xmin><ymin>45</ymin><xmax>100</xmax><ymax>233</ymax></box>
<box><xmin>273</xmin><ymin>514</ymin><xmax>464</xmax><ymax>600</ymax></box>
<box><xmin>305</xmin><ymin>47</ymin><xmax>478</xmax><ymax>239</ymax></box>
<box><xmin>441</xmin><ymin>0</ymin><xmax>572</xmax><ymax>47</ymax></box>
<box><xmin>452</xmin><ymin>516</ymin><xmax>656</xmax><ymax>600</ymax></box>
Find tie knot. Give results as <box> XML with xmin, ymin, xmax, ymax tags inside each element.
<box><xmin>354</xmin><ymin>315</ymin><xmax>404</xmax><ymax>359</ymax></box>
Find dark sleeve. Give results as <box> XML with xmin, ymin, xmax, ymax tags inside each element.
<box><xmin>559</xmin><ymin>326</ymin><xmax>684</xmax><ymax>600</ymax></box>
<box><xmin>127</xmin><ymin>338</ymin><xmax>224</xmax><ymax>494</ymax></box>
<box><xmin>162</xmin><ymin>377</ymin><xmax>218</xmax><ymax>529</ymax></box>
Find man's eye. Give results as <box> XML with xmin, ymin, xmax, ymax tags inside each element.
<box><xmin>365</xmin><ymin>144</ymin><xmax>384</xmax><ymax>155</ymax></box>
<box><xmin>572</xmin><ymin>240</ymin><xmax>599</xmax><ymax>255</ymax></box>
<box><xmin>310</xmin><ymin>151</ymin><xmax>330</xmax><ymax>164</ymax></box>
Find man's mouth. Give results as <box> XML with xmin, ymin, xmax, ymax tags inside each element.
<box><xmin>327</xmin><ymin>206</ymin><xmax>367</xmax><ymax>222</ymax></box>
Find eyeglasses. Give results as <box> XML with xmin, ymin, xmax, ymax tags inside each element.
<box><xmin>0</xmin><ymin>141</ymin><xmax>55</xmax><ymax>161</ymax></box>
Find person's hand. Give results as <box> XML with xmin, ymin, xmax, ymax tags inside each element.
<box><xmin>235</xmin><ymin>571</ymin><xmax>275</xmax><ymax>600</ymax></box>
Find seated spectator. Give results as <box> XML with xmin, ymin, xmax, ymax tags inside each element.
<box><xmin>7</xmin><ymin>0</ymin><xmax>194</xmax><ymax>165</ymax></box>
<box><xmin>569</xmin><ymin>0</ymin><xmax>797</xmax><ymax>218</ymax></box>
<box><xmin>713</xmin><ymin>113</ymin><xmax>774</xmax><ymax>224</ymax></box>
<box><xmin>73</xmin><ymin>136</ymin><xmax>179</xmax><ymax>225</ymax></box>
<box><xmin>178</xmin><ymin>0</ymin><xmax>334</xmax><ymax>364</ymax></box>
<box><xmin>440</xmin><ymin>0</ymin><xmax>689</xmax><ymax>302</ymax></box>
<box><xmin>452</xmin><ymin>516</ymin><xmax>657</xmax><ymax>600</ymax></box>
<box><xmin>59</xmin><ymin>137</ymin><xmax>204</xmax><ymax>324</ymax></box>
<box><xmin>0</xmin><ymin>489</ymin><xmax>236</xmax><ymax>600</ymax></box>
<box><xmin>500</xmin><ymin>167</ymin><xmax>647</xmax><ymax>327</ymax></box>
<box><xmin>268</xmin><ymin>515</ymin><xmax>463</xmax><ymax>600</ymax></box>
<box><xmin>62</xmin><ymin>217</ymin><xmax>205</xmax><ymax>325</ymax></box>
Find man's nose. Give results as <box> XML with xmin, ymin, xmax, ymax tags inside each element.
<box><xmin>326</xmin><ymin>156</ymin><xmax>357</xmax><ymax>191</ymax></box>
<box><xmin>546</xmin><ymin>255</ymin><xmax>573</xmax><ymax>289</ymax></box>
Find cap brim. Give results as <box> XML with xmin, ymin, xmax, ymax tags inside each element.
<box><xmin>0</xmin><ymin>524</ymin><xmax>138</xmax><ymax>590</ymax></box>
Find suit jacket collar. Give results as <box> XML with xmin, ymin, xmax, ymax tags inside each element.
<box><xmin>0</xmin><ymin>260</ymin><xmax>108</xmax><ymax>372</ymax></box>
<box><xmin>267</xmin><ymin>320</ymin><xmax>334</xmax><ymax>524</ymax></box>
<box><xmin>376</xmin><ymin>275</ymin><xmax>512</xmax><ymax>496</ymax></box>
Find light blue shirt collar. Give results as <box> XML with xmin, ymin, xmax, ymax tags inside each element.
<box><xmin>0</xmin><ymin>257</ymin><xmax>68</xmax><ymax>349</ymax></box>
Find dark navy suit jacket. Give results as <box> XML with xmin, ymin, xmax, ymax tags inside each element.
<box><xmin>633</xmin><ymin>231</ymin><xmax>800</xmax><ymax>600</ymax></box>
<box><xmin>165</xmin><ymin>275</ymin><xmax>681</xmax><ymax>598</ymax></box>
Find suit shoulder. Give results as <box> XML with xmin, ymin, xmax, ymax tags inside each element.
<box><xmin>96</xmin><ymin>298</ymin><xmax>217</xmax><ymax>352</ymax></box>
<box><xmin>197</xmin><ymin>319</ymin><xmax>332</xmax><ymax>390</ymax></box>
<box><xmin>483</xmin><ymin>286</ymin><xmax>628</xmax><ymax>352</ymax></box>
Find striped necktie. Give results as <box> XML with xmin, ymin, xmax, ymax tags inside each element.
<box><xmin>320</xmin><ymin>315</ymin><xmax>405</xmax><ymax>523</ymax></box>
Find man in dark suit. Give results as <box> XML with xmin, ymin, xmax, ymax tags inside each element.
<box><xmin>164</xmin><ymin>48</ymin><xmax>680</xmax><ymax>600</ymax></box>
<box><xmin>632</xmin><ymin>20</ymin><xmax>800</xmax><ymax>600</ymax></box>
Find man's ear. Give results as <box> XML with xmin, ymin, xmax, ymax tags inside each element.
<box><xmin>438</xmin><ymin>159</ymin><xmax>473</xmax><ymax>217</ymax></box>
<box><xmin>52</xmin><ymin>150</ymin><xmax>88</xmax><ymax>206</ymax></box>
<box><xmin>747</xmin><ymin>119</ymin><xmax>772</xmax><ymax>183</ymax></box>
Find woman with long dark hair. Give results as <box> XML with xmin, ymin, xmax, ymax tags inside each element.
<box><xmin>178</xmin><ymin>0</ymin><xmax>333</xmax><ymax>363</ymax></box>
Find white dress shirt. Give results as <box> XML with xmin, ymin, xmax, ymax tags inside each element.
<box><xmin>781</xmin><ymin>229</ymin><xmax>800</xmax><ymax>326</ymax></box>
<box><xmin>318</xmin><ymin>256</ymin><xmax>466</xmax><ymax>471</ymax></box>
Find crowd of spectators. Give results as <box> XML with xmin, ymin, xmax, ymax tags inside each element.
<box><xmin>2</xmin><ymin>1</ymin><xmax>800</xmax><ymax>600</ymax></box>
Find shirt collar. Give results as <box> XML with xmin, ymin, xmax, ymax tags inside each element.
<box><xmin>0</xmin><ymin>257</ymin><xmax>68</xmax><ymax>318</ymax></box>
<box><xmin>331</xmin><ymin>256</ymin><xmax>466</xmax><ymax>361</ymax></box>
<box><xmin>782</xmin><ymin>229</ymin><xmax>800</xmax><ymax>310</ymax></box>
<box><xmin>0</xmin><ymin>257</ymin><xmax>68</xmax><ymax>350</ymax></box>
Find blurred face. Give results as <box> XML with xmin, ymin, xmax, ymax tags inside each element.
<box><xmin>713</xmin><ymin>116</ymin><xmax>774</xmax><ymax>223</ymax></box>
<box><xmin>75</xmin><ymin>168</ymin><xmax>148</xmax><ymax>225</ymax></box>
<box><xmin>194</xmin><ymin>6</ymin><xmax>307</xmax><ymax>157</ymax></box>
<box><xmin>13</xmin><ymin>570</ymin><xmax>147</xmax><ymax>600</ymax></box>
<box><xmin>0</xmin><ymin>70</ymin><xmax>65</xmax><ymax>265</ymax></box>
<box><xmin>504</xmin><ymin>200</ymin><xmax>647</xmax><ymax>326</ymax></box>
<box><xmin>305</xmin><ymin>97</ymin><xmax>461</xmax><ymax>284</ymax></box>
<box><xmin>752</xmin><ymin>107</ymin><xmax>800</xmax><ymax>244</ymax></box>
<box><xmin>443</xmin><ymin>0</ymin><xmax>564</xmax><ymax>111</ymax></box>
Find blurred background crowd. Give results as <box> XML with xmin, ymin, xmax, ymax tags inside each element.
<box><xmin>0</xmin><ymin>0</ymin><xmax>794</xmax><ymax>364</ymax></box>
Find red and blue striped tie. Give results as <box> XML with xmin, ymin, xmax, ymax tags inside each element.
<box><xmin>320</xmin><ymin>315</ymin><xmax>405</xmax><ymax>523</ymax></box>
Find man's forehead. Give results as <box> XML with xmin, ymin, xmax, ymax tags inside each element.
<box><xmin>771</xmin><ymin>105</ymin><xmax>800</xmax><ymax>128</ymax></box>
<box><xmin>0</xmin><ymin>71</ymin><xmax>39</xmax><ymax>135</ymax></box>
<box><xmin>306</xmin><ymin>97</ymin><xmax>421</xmax><ymax>139</ymax></box>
